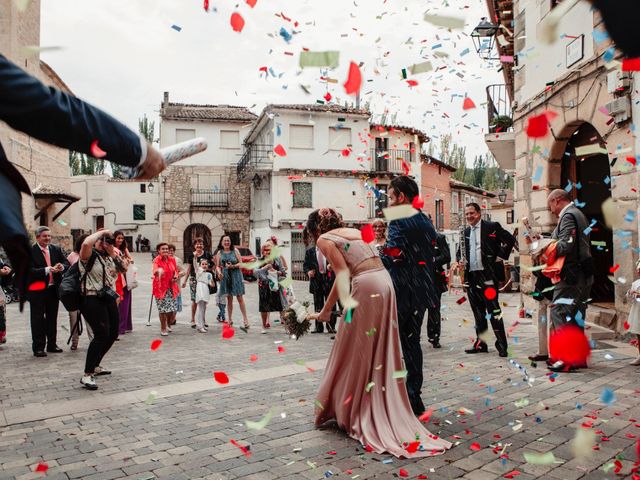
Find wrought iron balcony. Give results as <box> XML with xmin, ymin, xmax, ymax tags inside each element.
<box><xmin>370</xmin><ymin>149</ymin><xmax>412</xmax><ymax>173</ymax></box>
<box><xmin>236</xmin><ymin>143</ymin><xmax>273</xmax><ymax>179</ymax></box>
<box><xmin>190</xmin><ymin>189</ymin><xmax>229</xmax><ymax>208</ymax></box>
<box><xmin>486</xmin><ymin>84</ymin><xmax>513</xmax><ymax>134</ymax></box>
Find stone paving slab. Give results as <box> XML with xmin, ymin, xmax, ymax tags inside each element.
<box><xmin>1</xmin><ymin>252</ymin><xmax>639</xmax><ymax>479</ymax></box>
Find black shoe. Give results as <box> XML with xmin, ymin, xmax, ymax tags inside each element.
<box><xmin>465</xmin><ymin>343</ymin><xmax>488</xmax><ymax>354</ymax></box>
<box><xmin>191</xmin><ymin>324</ymin><xmax>197</xmax><ymax>329</ymax></box>
<box><xmin>429</xmin><ymin>338</ymin><xmax>442</xmax><ymax>348</ymax></box>
<box><xmin>498</xmin><ymin>350</ymin><xmax>508</xmax><ymax>358</ymax></box>
<box><xmin>547</xmin><ymin>360</ymin><xmax>577</xmax><ymax>372</ymax></box>
<box><xmin>409</xmin><ymin>396</ymin><xmax>426</xmax><ymax>416</ymax></box>
<box><xmin>34</xmin><ymin>351</ymin><xmax>47</xmax><ymax>357</ymax></box>
<box><xmin>204</xmin><ymin>323</ymin><xmax>209</xmax><ymax>328</ymax></box>
<box><xmin>94</xmin><ymin>366</ymin><xmax>111</xmax><ymax>376</ymax></box>
<box><xmin>326</xmin><ymin>325</ymin><xmax>336</xmax><ymax>334</ymax></box>
<box><xmin>46</xmin><ymin>346</ymin><xmax>63</xmax><ymax>353</ymax></box>
<box><xmin>528</xmin><ymin>354</ymin><xmax>549</xmax><ymax>362</ymax></box>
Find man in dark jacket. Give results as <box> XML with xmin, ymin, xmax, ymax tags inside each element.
<box><xmin>382</xmin><ymin>176</ymin><xmax>437</xmax><ymax>416</ymax></box>
<box><xmin>457</xmin><ymin>203</ymin><xmax>516</xmax><ymax>357</ymax></box>
<box><xmin>0</xmin><ymin>53</ymin><xmax>165</xmax><ymax>303</ymax></box>
<box><xmin>427</xmin><ymin>232</ymin><xmax>451</xmax><ymax>348</ymax></box>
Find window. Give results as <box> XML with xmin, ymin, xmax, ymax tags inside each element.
<box><xmin>225</xmin><ymin>231</ymin><xmax>241</xmax><ymax>246</ymax></box>
<box><xmin>220</xmin><ymin>130</ymin><xmax>240</xmax><ymax>149</ymax></box>
<box><xmin>140</xmin><ymin>184</ymin><xmax>146</xmax><ymax>193</ymax></box>
<box><xmin>176</xmin><ymin>128</ymin><xmax>196</xmax><ymax>144</ymax></box>
<box><xmin>435</xmin><ymin>199</ymin><xmax>444</xmax><ymax>231</ymax></box>
<box><xmin>133</xmin><ymin>204</ymin><xmax>146</xmax><ymax>221</ymax></box>
<box><xmin>451</xmin><ymin>192</ymin><xmax>459</xmax><ymax>213</ymax></box>
<box><xmin>290</xmin><ymin>125</ymin><xmax>314</xmax><ymax>149</ymax></box>
<box><xmin>328</xmin><ymin>127</ymin><xmax>352</xmax><ymax>150</ymax></box>
<box><xmin>507</xmin><ymin>209</ymin><xmax>515</xmax><ymax>224</ymax></box>
<box><xmin>292</xmin><ymin>182</ymin><xmax>312</xmax><ymax>208</ymax></box>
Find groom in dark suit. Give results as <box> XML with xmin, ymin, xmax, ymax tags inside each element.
<box><xmin>28</xmin><ymin>226</ymin><xmax>69</xmax><ymax>357</ymax></box>
<box><xmin>457</xmin><ymin>202</ymin><xmax>516</xmax><ymax>357</ymax></box>
<box><xmin>382</xmin><ymin>176</ymin><xmax>437</xmax><ymax>416</ymax></box>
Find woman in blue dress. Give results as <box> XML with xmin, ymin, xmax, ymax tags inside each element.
<box><xmin>215</xmin><ymin>235</ymin><xmax>250</xmax><ymax>329</ymax></box>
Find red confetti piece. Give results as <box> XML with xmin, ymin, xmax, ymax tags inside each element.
<box><xmin>213</xmin><ymin>371</ymin><xmax>229</xmax><ymax>384</ymax></box>
<box><xmin>412</xmin><ymin>195</ymin><xmax>425</xmax><ymax>209</ymax></box>
<box><xmin>230</xmin><ymin>12</ymin><xmax>245</xmax><ymax>32</ymax></box>
<box><xmin>203</xmin><ymin>0</ymin><xmax>209</xmax><ymax>11</ymax></box>
<box><xmin>246</xmin><ymin>0</ymin><xmax>257</xmax><ymax>7</ymax></box>
<box><xmin>35</xmin><ymin>463</ymin><xmax>48</xmax><ymax>473</ymax></box>
<box><xmin>484</xmin><ymin>287</ymin><xmax>497</xmax><ymax>301</ymax></box>
<box><xmin>504</xmin><ymin>471</ymin><xmax>521</xmax><ymax>479</ymax></box>
<box><xmin>614</xmin><ymin>459</ymin><xmax>623</xmax><ymax>474</ymax></box>
<box><xmin>274</xmin><ymin>144</ymin><xmax>287</xmax><ymax>156</ymax></box>
<box><xmin>222</xmin><ymin>324</ymin><xmax>235</xmax><ymax>339</ymax></box>
<box><xmin>277</xmin><ymin>345</ymin><xmax>285</xmax><ymax>353</ymax></box>
<box><xmin>343</xmin><ymin>61</ymin><xmax>362</xmax><ymax>96</ymax></box>
<box><xmin>28</xmin><ymin>281</ymin><xmax>46</xmax><ymax>292</ymax></box>
<box><xmin>462</xmin><ymin>97</ymin><xmax>476</xmax><ymax>110</ymax></box>
<box><xmin>418</xmin><ymin>407</ymin><xmax>433</xmax><ymax>423</ymax></box>
<box><xmin>230</xmin><ymin>439</ymin><xmax>252</xmax><ymax>457</ymax></box>
<box><xmin>622</xmin><ymin>58</ymin><xmax>640</xmax><ymax>71</ymax></box>
<box><xmin>636</xmin><ymin>439</ymin><xmax>640</xmax><ymax>461</ymax></box>
<box><xmin>382</xmin><ymin>247</ymin><xmax>402</xmax><ymax>257</ymax></box>
<box><xmin>627</xmin><ymin>156</ymin><xmax>637</xmax><ymax>166</ymax></box>
<box><xmin>418</xmin><ymin>476</ymin><xmax>428</xmax><ymax>480</ymax></box>
<box><xmin>327</xmin><ymin>450</ymin><xmax>337</xmax><ymax>455</ymax></box>
<box><xmin>364</xmin><ymin>444</ymin><xmax>374</xmax><ymax>452</ymax></box>
<box><xmin>250</xmin><ymin>354</ymin><xmax>258</xmax><ymax>362</ymax></box>
<box><xmin>361</xmin><ymin>224</ymin><xmax>375</xmax><ymax>243</ymax></box>
<box><xmin>150</xmin><ymin>339</ymin><xmax>162</xmax><ymax>351</ymax></box>
<box><xmin>625</xmin><ymin>321</ymin><xmax>630</xmax><ymax>330</ymax></box>
<box><xmin>470</xmin><ymin>442</ymin><xmax>481</xmax><ymax>451</ymax></box>
<box><xmin>345</xmin><ymin>470</ymin><xmax>353</xmax><ymax>475</ymax></box>
<box><xmin>610</xmin><ymin>264</ymin><xmax>620</xmax><ymax>273</ymax></box>
<box><xmin>549</xmin><ymin>325</ymin><xmax>591</xmax><ymax>366</ymax></box>
<box><xmin>341</xmin><ymin>148</ymin><xmax>351</xmax><ymax>157</ymax></box>
<box><xmin>399</xmin><ymin>468</ymin><xmax>410</xmax><ymax>477</ymax></box>
<box><xmin>407</xmin><ymin>80</ymin><xmax>419</xmax><ymax>87</ymax></box>
<box><xmin>343</xmin><ymin>394</ymin><xmax>353</xmax><ymax>405</ymax></box>
<box><xmin>405</xmin><ymin>441</ymin><xmax>420</xmax><ymax>453</ymax></box>
<box><xmin>90</xmin><ymin>140</ymin><xmax>107</xmax><ymax>158</ymax></box>
<box><xmin>456</xmin><ymin>296</ymin><xmax>467</xmax><ymax>305</ymax></box>
<box><xmin>324</xmin><ymin>92</ymin><xmax>332</xmax><ymax>102</ymax></box>
<box><xmin>526</xmin><ymin>114</ymin><xmax>549</xmax><ymax>138</ymax></box>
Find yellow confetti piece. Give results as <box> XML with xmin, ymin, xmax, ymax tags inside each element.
<box><xmin>365</xmin><ymin>382</ymin><xmax>375</xmax><ymax>392</ymax></box>
<box><xmin>245</xmin><ymin>408</ymin><xmax>275</xmax><ymax>431</ymax></box>
<box><xmin>572</xmin><ymin>428</ymin><xmax>596</xmax><ymax>459</ymax></box>
<box><xmin>423</xmin><ymin>13</ymin><xmax>466</xmax><ymax>29</ymax></box>
<box><xmin>299</xmin><ymin>51</ymin><xmax>340</xmax><ymax>68</ymax></box>
<box><xmin>512</xmin><ymin>423</ymin><xmax>523</xmax><ymax>431</ymax></box>
<box><xmin>392</xmin><ymin>370</ymin><xmax>408</xmax><ymax>379</ymax></box>
<box><xmin>524</xmin><ymin>452</ymin><xmax>561</xmax><ymax>465</ymax></box>
<box><xmin>145</xmin><ymin>391</ymin><xmax>158</xmax><ymax>405</ymax></box>
<box><xmin>514</xmin><ymin>398</ymin><xmax>530</xmax><ymax>408</ymax></box>
<box><xmin>574</xmin><ymin>144</ymin><xmax>608</xmax><ymax>157</ymax></box>
<box><xmin>314</xmin><ymin>399</ymin><xmax>324</xmax><ymax>410</ymax></box>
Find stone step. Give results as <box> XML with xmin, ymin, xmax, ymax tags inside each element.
<box><xmin>585</xmin><ymin>321</ymin><xmax>615</xmax><ymax>340</ymax></box>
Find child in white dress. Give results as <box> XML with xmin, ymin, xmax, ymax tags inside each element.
<box><xmin>195</xmin><ymin>259</ymin><xmax>214</xmax><ymax>333</ymax></box>
<box><xmin>627</xmin><ymin>260</ymin><xmax>640</xmax><ymax>365</ymax></box>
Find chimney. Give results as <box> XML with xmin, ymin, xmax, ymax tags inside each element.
<box><xmin>163</xmin><ymin>91</ymin><xmax>169</xmax><ymax>107</ymax></box>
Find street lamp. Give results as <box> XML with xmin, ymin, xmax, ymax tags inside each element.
<box><xmin>471</xmin><ymin>17</ymin><xmax>500</xmax><ymax>61</ymax></box>
<box><xmin>498</xmin><ymin>189</ymin><xmax>507</xmax><ymax>203</ymax></box>
<box><xmin>147</xmin><ymin>182</ymin><xmax>155</xmax><ymax>193</ymax></box>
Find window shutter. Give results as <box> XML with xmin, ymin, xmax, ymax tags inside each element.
<box><xmin>290</xmin><ymin>125</ymin><xmax>314</xmax><ymax>149</ymax></box>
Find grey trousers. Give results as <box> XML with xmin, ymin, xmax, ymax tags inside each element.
<box><xmin>550</xmin><ymin>276</ymin><xmax>593</xmax><ymax>330</ymax></box>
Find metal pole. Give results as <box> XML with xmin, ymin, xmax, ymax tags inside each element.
<box><xmin>146</xmin><ymin>293</ymin><xmax>153</xmax><ymax>326</ymax></box>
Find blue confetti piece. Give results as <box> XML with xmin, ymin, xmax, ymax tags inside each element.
<box><xmin>171</xmin><ymin>24</ymin><xmax>182</xmax><ymax>32</ymax></box>
<box><xmin>603</xmin><ymin>47</ymin><xmax>615</xmax><ymax>62</ymax></box>
<box><xmin>381</xmin><ymin>458</ymin><xmax>393</xmax><ymax>465</ymax></box>
<box><xmin>604</xmin><ymin>176</ymin><xmax>611</xmax><ymax>185</ymax></box>
<box><xmin>600</xmin><ymin>387</ymin><xmax>616</xmax><ymax>405</ymax></box>
<box><xmin>535</xmin><ymin>417</ymin><xmax>542</xmax><ymax>424</ymax></box>
<box><xmin>592</xmin><ymin>29</ymin><xmax>610</xmax><ymax>45</ymax></box>
<box><xmin>532</xmin><ymin>165</ymin><xmax>543</xmax><ymax>182</ymax></box>
<box><xmin>324</xmin><ymin>471</ymin><xmax>334</xmax><ymax>478</ymax></box>
<box><xmin>432</xmin><ymin>43</ymin><xmax>442</xmax><ymax>49</ymax></box>
<box><xmin>279</xmin><ymin>27</ymin><xmax>293</xmax><ymax>43</ymax></box>
<box><xmin>485</xmin><ymin>398</ymin><xmax>491</xmax><ymax>406</ymax></box>
<box><xmin>276</xmin><ymin>124</ymin><xmax>282</xmax><ymax>137</ymax></box>
<box><xmin>269</xmin><ymin>67</ymin><xmax>276</xmax><ymax>77</ymax></box>
<box><xmin>575</xmin><ymin>403</ymin><xmax>583</xmax><ymax>410</ymax></box>
<box><xmin>514</xmin><ymin>337</ymin><xmax>519</xmax><ymax>344</ymax></box>
<box><xmin>589</xmin><ymin>339</ymin><xmax>597</xmax><ymax>349</ymax></box>
<box><xmin>473</xmin><ymin>376</ymin><xmax>481</xmax><ymax>382</ymax></box>
<box><xmin>575</xmin><ymin>181</ymin><xmax>582</xmax><ymax>190</ymax></box>
<box><xmin>575</xmin><ymin>310</ymin><xmax>584</xmax><ymax>327</ymax></box>
<box><xmin>487</xmin><ymin>386</ymin><xmax>495</xmax><ymax>393</ymax></box>
<box><xmin>485</xmin><ymin>313</ymin><xmax>492</xmax><ymax>321</ymax></box>
<box><xmin>460</xmin><ymin>48</ymin><xmax>470</xmax><ymax>56</ymax></box>
<box><xmin>625</xmin><ymin>210</ymin><xmax>636</xmax><ymax>222</ymax></box>
<box><xmin>575</xmin><ymin>201</ymin><xmax>586</xmax><ymax>208</ymax></box>
<box><xmin>501</xmin><ymin>458</ymin><xmax>507</xmax><ymax>466</ymax></box>
<box><xmin>564</xmin><ymin>180</ymin><xmax>573</xmax><ymax>192</ymax></box>
<box><xmin>549</xmin><ymin>373</ymin><xmax>558</xmax><ymax>380</ymax></box>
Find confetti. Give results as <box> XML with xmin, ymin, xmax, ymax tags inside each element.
<box><xmin>469</xmin><ymin>442</ymin><xmax>481</xmax><ymax>451</ymax></box>
<box><xmin>145</xmin><ymin>391</ymin><xmax>157</xmax><ymax>405</ymax></box>
<box><xmin>366</xmin><ymin>327</ymin><xmax>377</xmax><ymax>337</ymax></box>
<box><xmin>343</xmin><ymin>61</ymin><xmax>362</xmax><ymax>96</ymax></box>
<box><xmin>412</xmin><ymin>196</ymin><xmax>424</xmax><ymax>209</ymax></box>
<box><xmin>456</xmin><ymin>296</ymin><xmax>467</xmax><ymax>305</ymax></box>
<box><xmin>399</xmin><ymin>468</ymin><xmax>410</xmax><ymax>478</ymax></box>
<box><xmin>245</xmin><ymin>408</ymin><xmax>275</xmax><ymax>430</ymax></box>
<box><xmin>392</xmin><ymin>370</ymin><xmax>408</xmax><ymax>379</ymax></box>
<box><xmin>622</xmin><ymin>58</ymin><xmax>640</xmax><ymax>71</ymax></box>
<box><xmin>34</xmin><ymin>462</ymin><xmax>48</xmax><ymax>473</ymax></box>
<box><xmin>575</xmin><ymin>144</ymin><xmax>608</xmax><ymax>156</ymax></box>
<box><xmin>150</xmin><ymin>339</ymin><xmax>162</xmax><ymax>351</ymax></box>
<box><xmin>28</xmin><ymin>281</ymin><xmax>46</xmax><ymax>292</ymax></box>
<box><xmin>90</xmin><ymin>140</ymin><xmax>106</xmax><ymax>158</ymax></box>
<box><xmin>526</xmin><ymin>114</ymin><xmax>549</xmax><ymax>138</ymax></box>
<box><xmin>549</xmin><ymin>325</ymin><xmax>590</xmax><ymax>366</ymax></box>
<box><xmin>418</xmin><ymin>408</ymin><xmax>433</xmax><ymax>423</ymax></box>
<box><xmin>246</xmin><ymin>0</ymin><xmax>257</xmax><ymax>7</ymax></box>
<box><xmin>361</xmin><ymin>224</ymin><xmax>375</xmax><ymax>243</ymax></box>
<box><xmin>503</xmin><ymin>471</ymin><xmax>521</xmax><ymax>479</ymax></box>
<box><xmin>213</xmin><ymin>371</ymin><xmax>229</xmax><ymax>384</ymax></box>
<box><xmin>600</xmin><ymin>388</ymin><xmax>616</xmax><ymax>406</ymax></box>
<box><xmin>230</xmin><ymin>439</ymin><xmax>252</xmax><ymax>457</ymax></box>
<box><xmin>484</xmin><ymin>287</ymin><xmax>497</xmax><ymax>300</ymax></box>
<box><xmin>462</xmin><ymin>97</ymin><xmax>476</xmax><ymax>110</ymax></box>
<box><xmin>423</xmin><ymin>13</ymin><xmax>465</xmax><ymax>29</ymax></box>
<box><xmin>222</xmin><ymin>324</ymin><xmax>235</xmax><ymax>339</ymax></box>
<box><xmin>365</xmin><ymin>381</ymin><xmax>375</xmax><ymax>392</ymax></box>
<box><xmin>277</xmin><ymin>345</ymin><xmax>285</xmax><ymax>353</ymax></box>
<box><xmin>170</xmin><ymin>24</ymin><xmax>182</xmax><ymax>32</ymax></box>
<box><xmin>408</xmin><ymin>61</ymin><xmax>433</xmax><ymax>75</ymax></box>
<box><xmin>523</xmin><ymin>452</ymin><xmax>559</xmax><ymax>465</ymax></box>
<box><xmin>230</xmin><ymin>12</ymin><xmax>245</xmax><ymax>32</ymax></box>
<box><xmin>572</xmin><ymin>428</ymin><xmax>596</xmax><ymax>459</ymax></box>
<box><xmin>300</xmin><ymin>51</ymin><xmax>339</xmax><ymax>69</ymax></box>
<box><xmin>274</xmin><ymin>144</ymin><xmax>287</xmax><ymax>156</ymax></box>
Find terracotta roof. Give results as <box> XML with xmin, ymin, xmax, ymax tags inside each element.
<box><xmin>268</xmin><ymin>104</ymin><xmax>370</xmax><ymax>116</ymax></box>
<box><xmin>449</xmin><ymin>179</ymin><xmax>496</xmax><ymax>197</ymax></box>
<box><xmin>422</xmin><ymin>154</ymin><xmax>456</xmax><ymax>172</ymax></box>
<box><xmin>161</xmin><ymin>103</ymin><xmax>258</xmax><ymax>122</ymax></box>
<box><xmin>32</xmin><ymin>184</ymin><xmax>80</xmax><ymax>201</ymax></box>
<box><xmin>371</xmin><ymin>124</ymin><xmax>430</xmax><ymax>144</ymax></box>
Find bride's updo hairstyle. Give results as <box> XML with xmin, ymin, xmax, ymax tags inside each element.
<box><xmin>307</xmin><ymin>208</ymin><xmax>344</xmax><ymax>241</ymax></box>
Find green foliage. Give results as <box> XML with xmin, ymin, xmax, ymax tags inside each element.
<box><xmin>68</xmin><ymin>150</ymin><xmax>105</xmax><ymax>176</ymax></box>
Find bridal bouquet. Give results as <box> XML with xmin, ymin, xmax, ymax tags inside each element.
<box><xmin>283</xmin><ymin>300</ymin><xmax>311</xmax><ymax>340</ymax></box>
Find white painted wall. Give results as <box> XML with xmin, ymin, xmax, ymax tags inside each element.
<box><xmin>159</xmin><ymin>119</ymin><xmax>253</xmax><ymax>167</ymax></box>
<box><xmin>516</xmin><ymin>0</ymin><xmax>594</xmax><ymax>105</ymax></box>
<box><xmin>69</xmin><ymin>175</ymin><xmax>160</xmax><ymax>247</ymax></box>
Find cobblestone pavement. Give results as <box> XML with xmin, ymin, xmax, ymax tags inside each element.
<box><xmin>1</xmin><ymin>252</ymin><xmax>639</xmax><ymax>479</ymax></box>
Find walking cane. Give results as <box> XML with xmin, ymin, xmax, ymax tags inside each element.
<box><xmin>146</xmin><ymin>292</ymin><xmax>153</xmax><ymax>326</ymax></box>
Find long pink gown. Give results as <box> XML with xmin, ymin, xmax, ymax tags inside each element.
<box><xmin>314</xmin><ymin>232</ymin><xmax>452</xmax><ymax>458</ymax></box>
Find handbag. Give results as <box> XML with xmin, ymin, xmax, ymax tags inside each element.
<box><xmin>58</xmin><ymin>252</ymin><xmax>97</xmax><ymax>312</ymax></box>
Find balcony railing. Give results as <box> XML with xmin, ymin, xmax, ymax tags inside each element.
<box><xmin>236</xmin><ymin>143</ymin><xmax>273</xmax><ymax>179</ymax></box>
<box><xmin>487</xmin><ymin>84</ymin><xmax>513</xmax><ymax>134</ymax></box>
<box><xmin>370</xmin><ymin>149</ymin><xmax>412</xmax><ymax>173</ymax></box>
<box><xmin>190</xmin><ymin>189</ymin><xmax>229</xmax><ymax>208</ymax></box>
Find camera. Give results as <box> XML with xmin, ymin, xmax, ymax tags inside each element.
<box><xmin>103</xmin><ymin>235</ymin><xmax>116</xmax><ymax>245</ymax></box>
<box><xmin>98</xmin><ymin>286</ymin><xmax>120</xmax><ymax>301</ymax></box>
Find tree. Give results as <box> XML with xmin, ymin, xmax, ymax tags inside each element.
<box><xmin>68</xmin><ymin>150</ymin><xmax>105</xmax><ymax>176</ymax></box>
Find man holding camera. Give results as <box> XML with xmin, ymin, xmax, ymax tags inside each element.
<box><xmin>28</xmin><ymin>226</ymin><xmax>69</xmax><ymax>357</ymax></box>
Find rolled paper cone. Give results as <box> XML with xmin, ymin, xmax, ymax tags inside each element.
<box><xmin>290</xmin><ymin>301</ymin><xmax>308</xmax><ymax>323</ymax></box>
<box><xmin>121</xmin><ymin>137</ymin><xmax>208</xmax><ymax>178</ymax></box>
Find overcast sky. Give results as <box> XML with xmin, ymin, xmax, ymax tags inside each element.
<box><xmin>40</xmin><ymin>0</ymin><xmax>503</xmax><ymax>160</ymax></box>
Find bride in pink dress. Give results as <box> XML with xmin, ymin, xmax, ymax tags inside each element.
<box><xmin>307</xmin><ymin>208</ymin><xmax>452</xmax><ymax>458</ymax></box>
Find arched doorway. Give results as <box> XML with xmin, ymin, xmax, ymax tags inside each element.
<box><xmin>183</xmin><ymin>223</ymin><xmax>212</xmax><ymax>261</ymax></box>
<box><xmin>560</xmin><ymin>122</ymin><xmax>614</xmax><ymax>304</ymax></box>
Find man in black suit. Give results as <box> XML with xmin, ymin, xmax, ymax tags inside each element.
<box><xmin>28</xmin><ymin>226</ymin><xmax>69</xmax><ymax>357</ymax></box>
<box><xmin>303</xmin><ymin>241</ymin><xmax>336</xmax><ymax>334</ymax></box>
<box><xmin>458</xmin><ymin>202</ymin><xmax>516</xmax><ymax>357</ymax></box>
<box><xmin>382</xmin><ymin>176</ymin><xmax>437</xmax><ymax>416</ymax></box>
<box><xmin>0</xmin><ymin>53</ymin><xmax>165</xmax><ymax>302</ymax></box>
<box><xmin>427</xmin><ymin>232</ymin><xmax>450</xmax><ymax>348</ymax></box>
